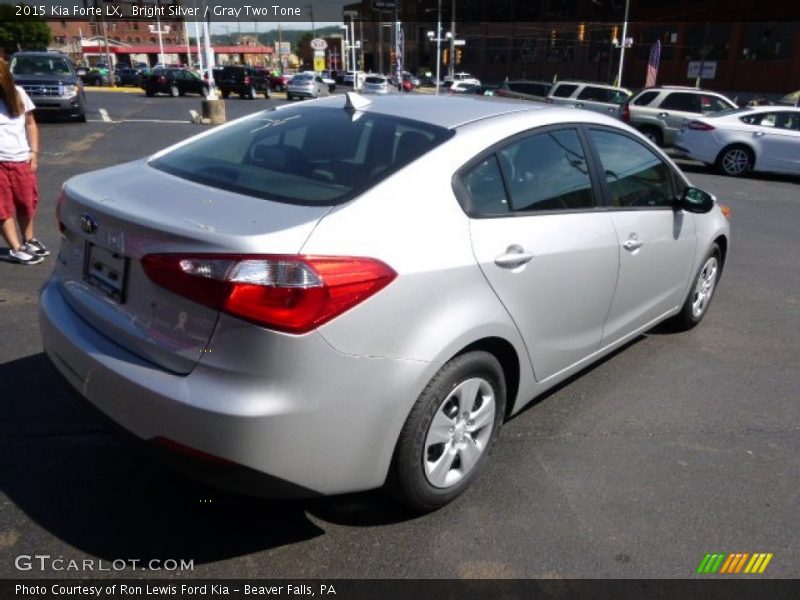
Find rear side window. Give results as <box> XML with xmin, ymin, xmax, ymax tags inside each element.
<box><xmin>461</xmin><ymin>156</ymin><xmax>509</xmax><ymax>216</ymax></box>
<box><xmin>552</xmin><ymin>84</ymin><xmax>579</xmax><ymax>98</ymax></box>
<box><xmin>633</xmin><ymin>91</ymin><xmax>659</xmax><ymax>106</ymax></box>
<box><xmin>660</xmin><ymin>92</ymin><xmax>702</xmax><ymax>112</ymax></box>
<box><xmin>151</xmin><ymin>107</ymin><xmax>453</xmax><ymax>206</ymax></box>
<box><xmin>497</xmin><ymin>129</ymin><xmax>595</xmax><ymax>212</ymax></box>
<box><xmin>589</xmin><ymin>129</ymin><xmax>676</xmax><ymax>208</ymax></box>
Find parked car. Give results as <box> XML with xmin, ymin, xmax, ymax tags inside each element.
<box><xmin>305</xmin><ymin>71</ymin><xmax>336</xmax><ymax>92</ymax></box>
<box><xmin>286</xmin><ymin>73</ymin><xmax>329</xmax><ymax>100</ymax></box>
<box><xmin>41</xmin><ymin>94</ymin><xmax>729</xmax><ymax>511</ymax></box>
<box><xmin>402</xmin><ymin>72</ymin><xmax>421</xmax><ymax>88</ymax></box>
<box><xmin>446</xmin><ymin>72</ymin><xmax>480</xmax><ymax>86</ymax></box>
<box><xmin>674</xmin><ymin>106</ymin><xmax>800</xmax><ymax>177</ymax></box>
<box><xmin>623</xmin><ymin>86</ymin><xmax>737</xmax><ymax>147</ymax></box>
<box><xmin>269</xmin><ymin>73</ymin><xmax>292</xmax><ymax>91</ymax></box>
<box><xmin>9</xmin><ymin>51</ymin><xmax>87</xmax><ymax>122</ymax></box>
<box><xmin>494</xmin><ymin>80</ymin><xmax>553</xmax><ymax>102</ymax></box>
<box><xmin>362</xmin><ymin>75</ymin><xmax>396</xmax><ymax>95</ymax></box>
<box><xmin>343</xmin><ymin>71</ymin><xmax>366</xmax><ymax>87</ymax></box>
<box><xmin>448</xmin><ymin>81</ymin><xmax>479</xmax><ymax>94</ymax></box>
<box><xmin>141</xmin><ymin>68</ymin><xmax>209</xmax><ymax>98</ymax></box>
<box><xmin>116</xmin><ymin>67</ymin><xmax>142</xmax><ymax>87</ymax></box>
<box><xmin>776</xmin><ymin>90</ymin><xmax>800</xmax><ymax>107</ymax></box>
<box><xmin>215</xmin><ymin>66</ymin><xmax>271</xmax><ymax>99</ymax></box>
<box><xmin>547</xmin><ymin>80</ymin><xmax>632</xmax><ymax>118</ymax></box>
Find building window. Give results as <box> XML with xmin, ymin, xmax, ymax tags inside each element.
<box><xmin>741</xmin><ymin>22</ymin><xmax>795</xmax><ymax>60</ymax></box>
<box><xmin>684</xmin><ymin>24</ymin><xmax>731</xmax><ymax>62</ymax></box>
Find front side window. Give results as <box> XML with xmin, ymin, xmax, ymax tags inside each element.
<box><xmin>497</xmin><ymin>129</ymin><xmax>595</xmax><ymax>212</ymax></box>
<box><xmin>701</xmin><ymin>95</ymin><xmax>735</xmax><ymax>114</ymax></box>
<box><xmin>589</xmin><ymin>130</ymin><xmax>676</xmax><ymax>208</ymax></box>
<box><xmin>151</xmin><ymin>107</ymin><xmax>453</xmax><ymax>206</ymax></box>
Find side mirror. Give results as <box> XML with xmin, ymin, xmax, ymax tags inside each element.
<box><xmin>677</xmin><ymin>186</ymin><xmax>715</xmax><ymax>213</ymax></box>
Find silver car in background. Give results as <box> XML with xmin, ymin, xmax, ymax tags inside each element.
<box><xmin>674</xmin><ymin>106</ymin><xmax>800</xmax><ymax>177</ymax></box>
<box><xmin>40</xmin><ymin>94</ymin><xmax>730</xmax><ymax>511</ymax></box>
<box><xmin>287</xmin><ymin>73</ymin><xmax>329</xmax><ymax>100</ymax></box>
<box><xmin>362</xmin><ymin>75</ymin><xmax>396</xmax><ymax>95</ymax></box>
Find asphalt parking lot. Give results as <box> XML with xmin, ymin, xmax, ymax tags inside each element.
<box><xmin>0</xmin><ymin>91</ymin><xmax>798</xmax><ymax>579</ymax></box>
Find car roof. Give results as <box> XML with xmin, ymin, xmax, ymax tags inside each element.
<box><xmin>304</xmin><ymin>93</ymin><xmax>569</xmax><ymax>129</ymax></box>
<box><xmin>554</xmin><ymin>80</ymin><xmax>630</xmax><ymax>90</ymax></box>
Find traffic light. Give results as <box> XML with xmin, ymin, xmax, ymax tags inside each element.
<box><xmin>578</xmin><ymin>23</ymin><xmax>586</xmax><ymax>42</ymax></box>
<box><xmin>455</xmin><ymin>48</ymin><xmax>463</xmax><ymax>64</ymax></box>
<box><xmin>443</xmin><ymin>48</ymin><xmax>449</xmax><ymax>65</ymax></box>
<box><xmin>550</xmin><ymin>29</ymin><xmax>557</xmax><ymax>47</ymax></box>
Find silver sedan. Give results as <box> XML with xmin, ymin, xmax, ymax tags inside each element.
<box><xmin>40</xmin><ymin>94</ymin><xmax>730</xmax><ymax>510</ymax></box>
<box><xmin>286</xmin><ymin>73</ymin><xmax>328</xmax><ymax>100</ymax></box>
<box><xmin>674</xmin><ymin>106</ymin><xmax>800</xmax><ymax>177</ymax></box>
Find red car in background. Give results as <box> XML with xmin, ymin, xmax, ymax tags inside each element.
<box><xmin>269</xmin><ymin>73</ymin><xmax>292</xmax><ymax>91</ymax></box>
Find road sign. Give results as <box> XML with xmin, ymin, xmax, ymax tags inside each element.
<box><xmin>310</xmin><ymin>38</ymin><xmax>328</xmax><ymax>51</ymax></box>
<box><xmin>314</xmin><ymin>56</ymin><xmax>326</xmax><ymax>72</ymax></box>
<box><xmin>277</xmin><ymin>41</ymin><xmax>291</xmax><ymax>56</ymax></box>
<box><xmin>454</xmin><ymin>39</ymin><xmax>466</xmax><ymax>46</ymax></box>
<box><xmin>687</xmin><ymin>61</ymin><xmax>717</xmax><ymax>79</ymax></box>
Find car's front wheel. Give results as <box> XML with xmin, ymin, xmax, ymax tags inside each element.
<box><xmin>169</xmin><ymin>84</ymin><xmax>180</xmax><ymax>98</ymax></box>
<box><xmin>668</xmin><ymin>243</ymin><xmax>722</xmax><ymax>331</ymax></box>
<box><xmin>639</xmin><ymin>125</ymin><xmax>664</xmax><ymax>147</ymax></box>
<box><xmin>388</xmin><ymin>351</ymin><xmax>506</xmax><ymax>511</ymax></box>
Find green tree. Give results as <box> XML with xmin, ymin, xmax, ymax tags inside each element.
<box><xmin>0</xmin><ymin>5</ymin><xmax>51</xmax><ymax>56</ymax></box>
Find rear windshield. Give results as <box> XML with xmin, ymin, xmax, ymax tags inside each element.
<box><xmin>293</xmin><ymin>75</ymin><xmax>313</xmax><ymax>82</ymax></box>
<box><xmin>151</xmin><ymin>106</ymin><xmax>454</xmax><ymax>206</ymax></box>
<box><xmin>365</xmin><ymin>77</ymin><xmax>386</xmax><ymax>84</ymax></box>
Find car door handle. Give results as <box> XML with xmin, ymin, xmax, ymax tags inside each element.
<box><xmin>494</xmin><ymin>245</ymin><xmax>535</xmax><ymax>268</ymax></box>
<box><xmin>658</xmin><ymin>112</ymin><xmax>669</xmax><ymax>118</ymax></box>
<box><xmin>575</xmin><ymin>102</ymin><xmax>584</xmax><ymax>108</ymax></box>
<box><xmin>623</xmin><ymin>239</ymin><xmax>644</xmax><ymax>251</ymax></box>
<box><xmin>754</xmin><ymin>131</ymin><xmax>766</xmax><ymax>137</ymax></box>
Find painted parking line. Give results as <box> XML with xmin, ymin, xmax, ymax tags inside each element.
<box><xmin>87</xmin><ymin>118</ymin><xmax>194</xmax><ymax>124</ymax></box>
<box><xmin>98</xmin><ymin>108</ymin><xmax>111</xmax><ymax>122</ymax></box>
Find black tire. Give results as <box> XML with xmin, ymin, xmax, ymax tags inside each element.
<box><xmin>248</xmin><ymin>86</ymin><xmax>257</xmax><ymax>100</ymax></box>
<box><xmin>387</xmin><ymin>351</ymin><xmax>506</xmax><ymax>512</ymax></box>
<box><xmin>667</xmin><ymin>243</ymin><xmax>722</xmax><ymax>332</ymax></box>
<box><xmin>75</xmin><ymin>110</ymin><xmax>87</xmax><ymax>123</ymax></box>
<box><xmin>221</xmin><ymin>90</ymin><xmax>230</xmax><ymax>99</ymax></box>
<box><xmin>264</xmin><ymin>89</ymin><xmax>271</xmax><ymax>99</ymax></box>
<box><xmin>715</xmin><ymin>145</ymin><xmax>753</xmax><ymax>177</ymax></box>
<box><xmin>639</xmin><ymin>125</ymin><xmax>663</xmax><ymax>147</ymax></box>
<box><xmin>169</xmin><ymin>85</ymin><xmax>180</xmax><ymax>98</ymax></box>
<box><xmin>145</xmin><ymin>90</ymin><xmax>155</xmax><ymax>97</ymax></box>
<box><xmin>200</xmin><ymin>86</ymin><xmax>208</xmax><ymax>98</ymax></box>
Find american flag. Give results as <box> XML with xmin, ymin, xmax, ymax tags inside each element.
<box><xmin>645</xmin><ymin>40</ymin><xmax>661</xmax><ymax>87</ymax></box>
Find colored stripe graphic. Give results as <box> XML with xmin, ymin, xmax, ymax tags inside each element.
<box><xmin>698</xmin><ymin>552</ymin><xmax>772</xmax><ymax>574</ymax></box>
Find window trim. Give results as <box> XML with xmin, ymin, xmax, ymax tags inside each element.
<box><xmin>582</xmin><ymin>124</ymin><xmax>684</xmax><ymax>211</ymax></box>
<box><xmin>452</xmin><ymin>123</ymin><xmax>605</xmax><ymax>219</ymax></box>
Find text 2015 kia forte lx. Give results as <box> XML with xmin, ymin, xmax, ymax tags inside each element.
<box><xmin>40</xmin><ymin>94</ymin><xmax>730</xmax><ymax>511</ymax></box>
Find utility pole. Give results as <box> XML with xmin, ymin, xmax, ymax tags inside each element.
<box><xmin>449</xmin><ymin>0</ymin><xmax>456</xmax><ymax>80</ymax></box>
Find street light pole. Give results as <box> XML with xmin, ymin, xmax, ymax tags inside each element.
<box><xmin>616</xmin><ymin>0</ymin><xmax>630</xmax><ymax>87</ymax></box>
<box><xmin>436</xmin><ymin>0</ymin><xmax>442</xmax><ymax>94</ymax></box>
<box><xmin>449</xmin><ymin>0</ymin><xmax>456</xmax><ymax>81</ymax></box>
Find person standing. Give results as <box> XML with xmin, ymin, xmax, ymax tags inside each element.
<box><xmin>0</xmin><ymin>57</ymin><xmax>48</xmax><ymax>265</ymax></box>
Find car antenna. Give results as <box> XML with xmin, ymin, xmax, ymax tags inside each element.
<box><xmin>345</xmin><ymin>91</ymin><xmax>372</xmax><ymax>112</ymax></box>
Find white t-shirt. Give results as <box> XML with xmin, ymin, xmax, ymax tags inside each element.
<box><xmin>0</xmin><ymin>86</ymin><xmax>36</xmax><ymax>162</ymax></box>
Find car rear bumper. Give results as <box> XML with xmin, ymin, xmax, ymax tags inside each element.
<box><xmin>288</xmin><ymin>90</ymin><xmax>316</xmax><ymax>97</ymax></box>
<box><xmin>39</xmin><ymin>278</ymin><xmax>433</xmax><ymax>496</ymax></box>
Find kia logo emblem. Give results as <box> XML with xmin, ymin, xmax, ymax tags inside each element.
<box><xmin>80</xmin><ymin>214</ymin><xmax>98</xmax><ymax>235</ymax></box>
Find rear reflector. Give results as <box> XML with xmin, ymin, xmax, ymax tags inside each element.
<box><xmin>687</xmin><ymin>120</ymin><xmax>715</xmax><ymax>131</ymax></box>
<box><xmin>153</xmin><ymin>436</ymin><xmax>239</xmax><ymax>466</ymax></box>
<box><xmin>141</xmin><ymin>254</ymin><xmax>397</xmax><ymax>334</ymax></box>
<box><xmin>621</xmin><ymin>103</ymin><xmax>631</xmax><ymax>123</ymax></box>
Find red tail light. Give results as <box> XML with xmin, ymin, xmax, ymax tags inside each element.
<box><xmin>141</xmin><ymin>254</ymin><xmax>397</xmax><ymax>334</ymax></box>
<box><xmin>244</xmin><ymin>76</ymin><xmax>251</xmax><ymax>85</ymax></box>
<box><xmin>621</xmin><ymin>103</ymin><xmax>631</xmax><ymax>123</ymax></box>
<box><xmin>158</xmin><ymin>75</ymin><xmax>166</xmax><ymax>84</ymax></box>
<box><xmin>687</xmin><ymin>120</ymin><xmax>715</xmax><ymax>131</ymax></box>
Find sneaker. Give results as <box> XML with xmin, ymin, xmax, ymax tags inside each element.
<box><xmin>23</xmin><ymin>238</ymin><xmax>50</xmax><ymax>257</ymax></box>
<box><xmin>8</xmin><ymin>248</ymin><xmax>44</xmax><ymax>265</ymax></box>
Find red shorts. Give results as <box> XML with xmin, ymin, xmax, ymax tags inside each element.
<box><xmin>0</xmin><ymin>161</ymin><xmax>38</xmax><ymax>221</ymax></box>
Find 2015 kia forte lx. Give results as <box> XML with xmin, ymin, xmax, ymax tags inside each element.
<box><xmin>40</xmin><ymin>93</ymin><xmax>730</xmax><ymax>511</ymax></box>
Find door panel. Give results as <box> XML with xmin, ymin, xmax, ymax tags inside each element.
<box><xmin>471</xmin><ymin>214</ymin><xmax>620</xmax><ymax>381</ymax></box>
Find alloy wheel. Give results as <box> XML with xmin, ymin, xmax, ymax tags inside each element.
<box><xmin>691</xmin><ymin>256</ymin><xmax>718</xmax><ymax>319</ymax></box>
<box><xmin>423</xmin><ymin>377</ymin><xmax>496</xmax><ymax>489</ymax></box>
<box><xmin>721</xmin><ymin>148</ymin><xmax>750</xmax><ymax>175</ymax></box>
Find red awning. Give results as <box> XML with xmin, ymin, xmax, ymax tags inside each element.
<box><xmin>85</xmin><ymin>45</ymin><xmax>273</xmax><ymax>55</ymax></box>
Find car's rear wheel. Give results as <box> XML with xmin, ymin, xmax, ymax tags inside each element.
<box><xmin>264</xmin><ymin>88</ymin><xmax>271</xmax><ymax>99</ymax></box>
<box><xmin>247</xmin><ymin>86</ymin><xmax>257</xmax><ymax>99</ymax></box>
<box><xmin>639</xmin><ymin>125</ymin><xmax>663</xmax><ymax>147</ymax></box>
<box><xmin>169</xmin><ymin>84</ymin><xmax>180</xmax><ymax>98</ymax></box>
<box><xmin>145</xmin><ymin>89</ymin><xmax>155</xmax><ymax>97</ymax></box>
<box><xmin>388</xmin><ymin>351</ymin><xmax>506</xmax><ymax>511</ymax></box>
<box><xmin>668</xmin><ymin>243</ymin><xmax>722</xmax><ymax>331</ymax></box>
<box><xmin>200</xmin><ymin>86</ymin><xmax>208</xmax><ymax>98</ymax></box>
<box><xmin>221</xmin><ymin>90</ymin><xmax>229</xmax><ymax>99</ymax></box>
<box><xmin>716</xmin><ymin>145</ymin><xmax>753</xmax><ymax>177</ymax></box>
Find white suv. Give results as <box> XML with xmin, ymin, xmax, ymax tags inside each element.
<box><xmin>623</xmin><ymin>86</ymin><xmax>737</xmax><ymax>147</ymax></box>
